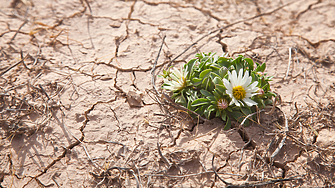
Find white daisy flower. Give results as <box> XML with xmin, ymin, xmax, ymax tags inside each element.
<box><xmin>162</xmin><ymin>68</ymin><xmax>188</xmax><ymax>91</ymax></box>
<box><xmin>223</xmin><ymin>69</ymin><xmax>258</xmax><ymax>107</ymax></box>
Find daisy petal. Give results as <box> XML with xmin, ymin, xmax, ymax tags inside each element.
<box><xmin>246</xmin><ymin>82</ymin><xmax>259</xmax><ymax>93</ymax></box>
<box><xmin>230</xmin><ymin>98</ymin><xmax>239</xmax><ymax>106</ymax></box>
<box><xmin>241</xmin><ymin>74</ymin><xmax>248</xmax><ymax>87</ymax></box>
<box><xmin>237</xmin><ymin>69</ymin><xmax>243</xmax><ymax>86</ymax></box>
<box><xmin>245</xmin><ymin>93</ymin><xmax>253</xmax><ymax>98</ymax></box>
<box><xmin>173</xmin><ymin>68</ymin><xmax>182</xmax><ymax>78</ymax></box>
<box><xmin>248</xmin><ymin>81</ymin><xmax>258</xmax><ymax>88</ymax></box>
<box><xmin>243</xmin><ymin>98</ymin><xmax>257</xmax><ymax>106</ymax></box>
<box><xmin>231</xmin><ymin>70</ymin><xmax>238</xmax><ymax>86</ymax></box>
<box><xmin>242</xmin><ymin>76</ymin><xmax>252</xmax><ymax>88</ymax></box>
<box><xmin>223</xmin><ymin>78</ymin><xmax>233</xmax><ymax>91</ymax></box>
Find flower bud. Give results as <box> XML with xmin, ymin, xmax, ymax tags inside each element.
<box><xmin>257</xmin><ymin>72</ymin><xmax>264</xmax><ymax>77</ymax></box>
<box><xmin>257</xmin><ymin>88</ymin><xmax>265</xmax><ymax>97</ymax></box>
<box><xmin>217</xmin><ymin>99</ymin><xmax>228</xmax><ymax>110</ymax></box>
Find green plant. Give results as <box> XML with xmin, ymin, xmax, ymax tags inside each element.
<box><xmin>162</xmin><ymin>52</ymin><xmax>276</xmax><ymax>129</ymax></box>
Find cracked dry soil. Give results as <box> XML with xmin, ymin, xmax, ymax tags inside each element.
<box><xmin>1</xmin><ymin>0</ymin><xmax>335</xmax><ymax>187</ymax></box>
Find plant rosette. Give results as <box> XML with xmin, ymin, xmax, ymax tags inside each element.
<box><xmin>161</xmin><ymin>52</ymin><xmax>276</xmax><ymax>130</ymax></box>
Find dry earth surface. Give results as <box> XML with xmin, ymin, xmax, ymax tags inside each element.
<box><xmin>1</xmin><ymin>0</ymin><xmax>335</xmax><ymax>187</ymax></box>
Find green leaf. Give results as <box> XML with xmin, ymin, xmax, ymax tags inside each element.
<box><xmin>195</xmin><ymin>107</ymin><xmax>204</xmax><ymax>116</ymax></box>
<box><xmin>174</xmin><ymin>93</ymin><xmax>187</xmax><ymax>107</ymax></box>
<box><xmin>221</xmin><ymin>111</ymin><xmax>227</xmax><ymax>121</ymax></box>
<box><xmin>206</xmin><ymin>105</ymin><xmax>216</xmax><ymax>119</ymax></box>
<box><xmin>255</xmin><ymin>62</ymin><xmax>266</xmax><ymax>72</ymax></box>
<box><xmin>255</xmin><ymin>62</ymin><xmax>260</xmax><ymax>67</ymax></box>
<box><xmin>232</xmin><ymin>56</ymin><xmax>243</xmax><ymax>73</ymax></box>
<box><xmin>198</xmin><ymin>60</ymin><xmax>207</xmax><ymax>70</ymax></box>
<box><xmin>261</xmin><ymin>83</ymin><xmax>269</xmax><ymax>91</ymax></box>
<box><xmin>192</xmin><ymin>77</ymin><xmax>202</xmax><ymax>85</ymax></box>
<box><xmin>264</xmin><ymin>99</ymin><xmax>274</xmax><ymax>105</ymax></box>
<box><xmin>201</xmin><ymin>57</ymin><xmax>210</xmax><ymax>63</ymax></box>
<box><xmin>260</xmin><ymin>63</ymin><xmax>266</xmax><ymax>72</ymax></box>
<box><xmin>241</xmin><ymin>106</ymin><xmax>252</xmax><ymax>116</ymax></box>
<box><xmin>213</xmin><ymin>89</ymin><xmax>223</xmax><ymax>100</ymax></box>
<box><xmin>191</xmin><ymin>98</ymin><xmax>209</xmax><ymax>107</ymax></box>
<box><xmin>219</xmin><ymin>67</ymin><xmax>228</xmax><ymax>78</ymax></box>
<box><xmin>210</xmin><ymin>72</ymin><xmax>221</xmax><ymax>80</ymax></box>
<box><xmin>207</xmin><ymin>104</ymin><xmax>216</xmax><ymax>111</ymax></box>
<box><xmin>215</xmin><ymin>84</ymin><xmax>226</xmax><ymax>94</ymax></box>
<box><xmin>192</xmin><ymin>77</ymin><xmax>202</xmax><ymax>82</ymax></box>
<box><xmin>204</xmin><ymin>110</ymin><xmax>210</xmax><ymax>119</ymax></box>
<box><xmin>187</xmin><ymin>98</ymin><xmax>194</xmax><ymax>111</ymax></box>
<box><xmin>217</xmin><ymin>57</ymin><xmax>231</xmax><ymax>68</ymax></box>
<box><xmin>209</xmin><ymin>64</ymin><xmax>220</xmax><ymax>70</ymax></box>
<box><xmin>196</xmin><ymin>53</ymin><xmax>203</xmax><ymax>59</ymax></box>
<box><xmin>199</xmin><ymin>69</ymin><xmax>212</xmax><ymax>79</ymax></box>
<box><xmin>162</xmin><ymin>70</ymin><xmax>168</xmax><ymax>78</ymax></box>
<box><xmin>200</xmin><ymin>90</ymin><xmax>213</xmax><ymax>97</ymax></box>
<box><xmin>253</xmin><ymin>97</ymin><xmax>265</xmax><ymax>108</ymax></box>
<box><xmin>207</xmin><ymin>96</ymin><xmax>216</xmax><ymax>103</ymax></box>
<box><xmin>244</xmin><ymin>58</ymin><xmax>254</xmax><ymax>70</ymax></box>
<box><xmin>251</xmin><ymin>72</ymin><xmax>258</xmax><ymax>82</ymax></box>
<box><xmin>265</xmin><ymin>76</ymin><xmax>273</xmax><ymax>81</ymax></box>
<box><xmin>186</xmin><ymin>89</ymin><xmax>198</xmax><ymax>98</ymax></box>
<box><xmin>244</xmin><ymin>119</ymin><xmax>250</xmax><ymax>126</ymax></box>
<box><xmin>267</xmin><ymin>91</ymin><xmax>277</xmax><ymax>97</ymax></box>
<box><xmin>216</xmin><ymin>110</ymin><xmax>221</xmax><ymax>117</ymax></box>
<box><xmin>232</xmin><ymin>111</ymin><xmax>244</xmax><ymax>123</ymax></box>
<box><xmin>202</xmin><ymin>77</ymin><xmax>210</xmax><ymax>90</ymax></box>
<box><xmin>185</xmin><ymin>59</ymin><xmax>197</xmax><ymax>78</ymax></box>
<box><xmin>213</xmin><ymin>77</ymin><xmax>224</xmax><ymax>85</ymax></box>
<box><xmin>223</xmin><ymin>116</ymin><xmax>231</xmax><ymax>130</ymax></box>
<box><xmin>171</xmin><ymin>92</ymin><xmax>180</xmax><ymax>99</ymax></box>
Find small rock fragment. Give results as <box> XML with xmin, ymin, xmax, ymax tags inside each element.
<box><xmin>127</xmin><ymin>90</ymin><xmax>143</xmax><ymax>107</ymax></box>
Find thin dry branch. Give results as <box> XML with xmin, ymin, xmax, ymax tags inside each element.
<box><xmin>151</xmin><ymin>35</ymin><xmax>166</xmax><ymax>96</ymax></box>
<box><xmin>285</xmin><ymin>47</ymin><xmax>292</xmax><ymax>80</ymax></box>
<box><xmin>212</xmin><ymin>154</ymin><xmax>230</xmax><ymax>186</ymax></box>
<box><xmin>0</xmin><ymin>54</ymin><xmax>29</xmax><ymax>76</ymax></box>
<box><xmin>270</xmin><ymin>109</ymin><xmax>289</xmax><ymax>161</ymax></box>
<box><xmin>161</xmin><ymin>93</ymin><xmax>209</xmax><ymax>123</ymax></box>
<box><xmin>157</xmin><ymin>142</ymin><xmax>172</xmax><ymax>169</ymax></box>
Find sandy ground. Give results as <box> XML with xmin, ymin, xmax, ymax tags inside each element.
<box><xmin>0</xmin><ymin>0</ymin><xmax>335</xmax><ymax>187</ymax></box>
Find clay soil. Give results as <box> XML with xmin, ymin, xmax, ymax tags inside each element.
<box><xmin>1</xmin><ymin>0</ymin><xmax>335</xmax><ymax>187</ymax></box>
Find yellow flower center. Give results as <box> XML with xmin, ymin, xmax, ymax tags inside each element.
<box><xmin>232</xmin><ymin>86</ymin><xmax>246</xmax><ymax>100</ymax></box>
<box><xmin>177</xmin><ymin>77</ymin><xmax>186</xmax><ymax>89</ymax></box>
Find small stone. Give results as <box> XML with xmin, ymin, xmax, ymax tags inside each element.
<box><xmin>110</xmin><ymin>20</ymin><xmax>122</xmax><ymax>28</ymax></box>
<box><xmin>315</xmin><ymin>128</ymin><xmax>335</xmax><ymax>147</ymax></box>
<box><xmin>127</xmin><ymin>90</ymin><xmax>143</xmax><ymax>107</ymax></box>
